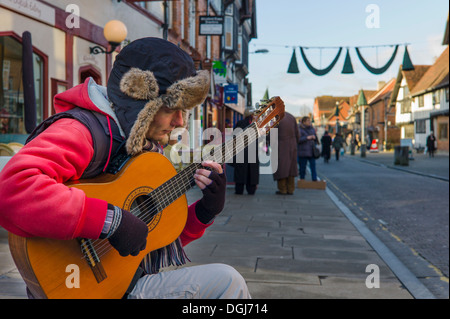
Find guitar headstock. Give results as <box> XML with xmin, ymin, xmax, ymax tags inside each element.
<box><xmin>254</xmin><ymin>96</ymin><xmax>285</xmax><ymax>135</ymax></box>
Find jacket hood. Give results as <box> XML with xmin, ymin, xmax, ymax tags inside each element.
<box><xmin>54</xmin><ymin>77</ymin><xmax>126</xmax><ymax>138</ymax></box>
<box><xmin>107</xmin><ymin>37</ymin><xmax>210</xmax><ymax>155</ymax></box>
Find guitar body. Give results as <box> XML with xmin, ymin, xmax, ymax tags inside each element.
<box><xmin>8</xmin><ymin>152</ymin><xmax>188</xmax><ymax>299</ymax></box>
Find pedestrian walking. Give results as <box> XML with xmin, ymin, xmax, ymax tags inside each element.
<box><xmin>426</xmin><ymin>132</ymin><xmax>437</xmax><ymax>157</ymax></box>
<box><xmin>332</xmin><ymin>133</ymin><xmax>346</xmax><ymax>161</ymax></box>
<box><xmin>320</xmin><ymin>131</ymin><xmax>332</xmax><ymax>163</ymax></box>
<box><xmin>273</xmin><ymin>112</ymin><xmax>300</xmax><ymax>195</ymax></box>
<box><xmin>298</xmin><ymin>116</ymin><xmax>318</xmax><ymax>181</ymax></box>
<box><xmin>233</xmin><ymin>109</ymin><xmax>259</xmax><ymax>195</ymax></box>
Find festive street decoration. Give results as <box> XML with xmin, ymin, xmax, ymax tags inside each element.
<box><xmin>285</xmin><ymin>44</ymin><xmax>414</xmax><ymax>76</ymax></box>
<box><xmin>287</xmin><ymin>48</ymin><xmax>300</xmax><ymax>74</ymax></box>
<box><xmin>300</xmin><ymin>47</ymin><xmax>342</xmax><ymax>76</ymax></box>
<box><xmin>341</xmin><ymin>48</ymin><xmax>355</xmax><ymax>74</ymax></box>
<box><xmin>355</xmin><ymin>45</ymin><xmax>399</xmax><ymax>75</ymax></box>
<box><xmin>401</xmin><ymin>45</ymin><xmax>415</xmax><ymax>71</ymax></box>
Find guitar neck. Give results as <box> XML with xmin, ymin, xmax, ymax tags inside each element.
<box><xmin>148</xmin><ymin>122</ymin><xmax>260</xmax><ymax>215</ymax></box>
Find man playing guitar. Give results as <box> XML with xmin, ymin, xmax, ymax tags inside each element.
<box><xmin>0</xmin><ymin>37</ymin><xmax>250</xmax><ymax>299</ymax></box>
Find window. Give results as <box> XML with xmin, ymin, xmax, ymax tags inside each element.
<box><xmin>400</xmin><ymin>97</ymin><xmax>411</xmax><ymax>113</ymax></box>
<box><xmin>0</xmin><ymin>35</ymin><xmax>44</xmax><ymax>141</ymax></box>
<box><xmin>432</xmin><ymin>90</ymin><xmax>440</xmax><ymax>105</ymax></box>
<box><xmin>223</xmin><ymin>3</ymin><xmax>238</xmax><ymax>53</ymax></box>
<box><xmin>404</xmin><ymin>124</ymin><xmax>414</xmax><ymax>139</ymax></box>
<box><xmin>415</xmin><ymin>119</ymin><xmax>426</xmax><ymax>134</ymax></box>
<box><xmin>402</xmin><ymin>85</ymin><xmax>409</xmax><ymax>98</ymax></box>
<box><xmin>438</xmin><ymin>123</ymin><xmax>448</xmax><ymax>140</ymax></box>
<box><xmin>418</xmin><ymin>95</ymin><xmax>424</xmax><ymax>107</ymax></box>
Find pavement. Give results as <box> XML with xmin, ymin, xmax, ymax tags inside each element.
<box><xmin>0</xmin><ymin>150</ymin><xmax>447</xmax><ymax>299</ymax></box>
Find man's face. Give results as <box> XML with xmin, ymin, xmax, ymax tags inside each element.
<box><xmin>145</xmin><ymin>106</ymin><xmax>184</xmax><ymax>143</ymax></box>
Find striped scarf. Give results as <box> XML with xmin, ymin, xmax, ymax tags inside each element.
<box><xmin>141</xmin><ymin>139</ymin><xmax>189</xmax><ymax>274</ymax></box>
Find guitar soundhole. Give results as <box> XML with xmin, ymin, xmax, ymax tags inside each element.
<box><xmin>123</xmin><ymin>187</ymin><xmax>162</xmax><ymax>232</ymax></box>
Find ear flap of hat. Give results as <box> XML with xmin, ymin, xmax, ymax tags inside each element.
<box><xmin>126</xmin><ymin>98</ymin><xmax>163</xmax><ymax>155</ymax></box>
<box><xmin>163</xmin><ymin>70</ymin><xmax>210</xmax><ymax>110</ymax></box>
<box><xmin>120</xmin><ymin>68</ymin><xmax>159</xmax><ymax>100</ymax></box>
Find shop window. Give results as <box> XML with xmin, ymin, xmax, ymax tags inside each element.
<box><xmin>415</xmin><ymin>119</ymin><xmax>426</xmax><ymax>134</ymax></box>
<box><xmin>0</xmin><ymin>35</ymin><xmax>44</xmax><ymax>143</ymax></box>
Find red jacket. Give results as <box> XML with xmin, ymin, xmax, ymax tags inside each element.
<box><xmin>0</xmin><ymin>79</ymin><xmax>209</xmax><ymax>245</ymax></box>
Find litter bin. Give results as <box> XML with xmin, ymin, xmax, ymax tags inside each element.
<box><xmin>394</xmin><ymin>146</ymin><xmax>409</xmax><ymax>166</ymax></box>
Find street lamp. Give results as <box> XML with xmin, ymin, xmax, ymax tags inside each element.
<box><xmin>250</xmin><ymin>49</ymin><xmax>269</xmax><ymax>54</ymax></box>
<box><xmin>335</xmin><ymin>101</ymin><xmax>340</xmax><ymax>134</ymax></box>
<box><xmin>90</xmin><ymin>20</ymin><xmax>128</xmax><ymax>55</ymax></box>
<box><xmin>357</xmin><ymin>89</ymin><xmax>367</xmax><ymax>157</ymax></box>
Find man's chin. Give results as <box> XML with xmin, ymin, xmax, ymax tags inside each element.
<box><xmin>156</xmin><ymin>134</ymin><xmax>169</xmax><ymax>145</ymax></box>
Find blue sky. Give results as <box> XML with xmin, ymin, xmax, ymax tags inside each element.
<box><xmin>248</xmin><ymin>0</ymin><xmax>449</xmax><ymax>117</ymax></box>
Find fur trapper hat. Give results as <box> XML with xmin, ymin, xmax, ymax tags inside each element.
<box><xmin>107</xmin><ymin>37</ymin><xmax>210</xmax><ymax>155</ymax></box>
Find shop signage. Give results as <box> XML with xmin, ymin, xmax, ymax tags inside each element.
<box><xmin>199</xmin><ymin>16</ymin><xmax>224</xmax><ymax>35</ymax></box>
<box><xmin>0</xmin><ymin>0</ymin><xmax>55</xmax><ymax>25</ymax></box>
<box><xmin>212</xmin><ymin>60</ymin><xmax>227</xmax><ymax>84</ymax></box>
<box><xmin>223</xmin><ymin>84</ymin><xmax>238</xmax><ymax>104</ymax></box>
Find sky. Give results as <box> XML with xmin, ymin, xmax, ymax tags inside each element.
<box><xmin>248</xmin><ymin>0</ymin><xmax>449</xmax><ymax>117</ymax></box>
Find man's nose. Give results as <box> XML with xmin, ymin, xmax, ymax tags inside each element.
<box><xmin>171</xmin><ymin>110</ymin><xmax>184</xmax><ymax>127</ymax></box>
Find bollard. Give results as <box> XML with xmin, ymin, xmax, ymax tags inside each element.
<box><xmin>394</xmin><ymin>146</ymin><xmax>409</xmax><ymax>166</ymax></box>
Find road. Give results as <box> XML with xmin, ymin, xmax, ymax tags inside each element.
<box><xmin>314</xmin><ymin>153</ymin><xmax>449</xmax><ymax>299</ymax></box>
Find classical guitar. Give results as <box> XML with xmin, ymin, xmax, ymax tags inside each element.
<box><xmin>8</xmin><ymin>96</ymin><xmax>285</xmax><ymax>299</ymax></box>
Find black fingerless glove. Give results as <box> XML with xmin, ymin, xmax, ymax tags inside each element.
<box><xmin>102</xmin><ymin>205</ymin><xmax>148</xmax><ymax>257</ymax></box>
<box><xmin>195</xmin><ymin>171</ymin><xmax>226</xmax><ymax>224</ymax></box>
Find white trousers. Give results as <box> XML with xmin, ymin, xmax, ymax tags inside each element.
<box><xmin>127</xmin><ymin>263</ymin><xmax>251</xmax><ymax>299</ymax></box>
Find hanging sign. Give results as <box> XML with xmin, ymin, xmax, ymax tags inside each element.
<box><xmin>223</xmin><ymin>84</ymin><xmax>238</xmax><ymax>104</ymax></box>
<box><xmin>212</xmin><ymin>60</ymin><xmax>227</xmax><ymax>84</ymax></box>
<box><xmin>199</xmin><ymin>16</ymin><xmax>224</xmax><ymax>35</ymax></box>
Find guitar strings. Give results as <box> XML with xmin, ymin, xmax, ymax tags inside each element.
<box><xmin>87</xmin><ymin>123</ymin><xmax>261</xmax><ymax>258</ymax></box>
<box><xmin>129</xmin><ymin>123</ymin><xmax>260</xmax><ymax>222</ymax></box>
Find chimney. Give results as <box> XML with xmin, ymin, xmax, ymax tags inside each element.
<box><xmin>377</xmin><ymin>81</ymin><xmax>386</xmax><ymax>90</ymax></box>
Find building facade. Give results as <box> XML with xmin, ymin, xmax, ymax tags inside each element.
<box><xmin>410</xmin><ymin>47</ymin><xmax>449</xmax><ymax>152</ymax></box>
<box><xmin>366</xmin><ymin>79</ymin><xmax>399</xmax><ymax>150</ymax></box>
<box><xmin>391</xmin><ymin>65</ymin><xmax>430</xmax><ymax>145</ymax></box>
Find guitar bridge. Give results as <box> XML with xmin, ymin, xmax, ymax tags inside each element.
<box><xmin>78</xmin><ymin>238</ymin><xmax>107</xmax><ymax>283</ymax></box>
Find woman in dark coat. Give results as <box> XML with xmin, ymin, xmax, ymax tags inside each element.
<box><xmin>320</xmin><ymin>131</ymin><xmax>332</xmax><ymax>163</ymax></box>
<box><xmin>272</xmin><ymin>112</ymin><xmax>300</xmax><ymax>195</ymax></box>
<box><xmin>232</xmin><ymin>110</ymin><xmax>259</xmax><ymax>194</ymax></box>
<box><xmin>426</xmin><ymin>132</ymin><xmax>437</xmax><ymax>157</ymax></box>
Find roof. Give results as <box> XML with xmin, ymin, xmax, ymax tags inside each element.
<box><xmin>403</xmin><ymin>65</ymin><xmax>431</xmax><ymax>90</ymax></box>
<box><xmin>368</xmin><ymin>78</ymin><xmax>396</xmax><ymax>105</ymax></box>
<box><xmin>389</xmin><ymin>64</ymin><xmax>431</xmax><ymax>106</ymax></box>
<box><xmin>315</xmin><ymin>96</ymin><xmax>350</xmax><ymax>112</ymax></box>
<box><xmin>411</xmin><ymin>47</ymin><xmax>449</xmax><ymax>96</ymax></box>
